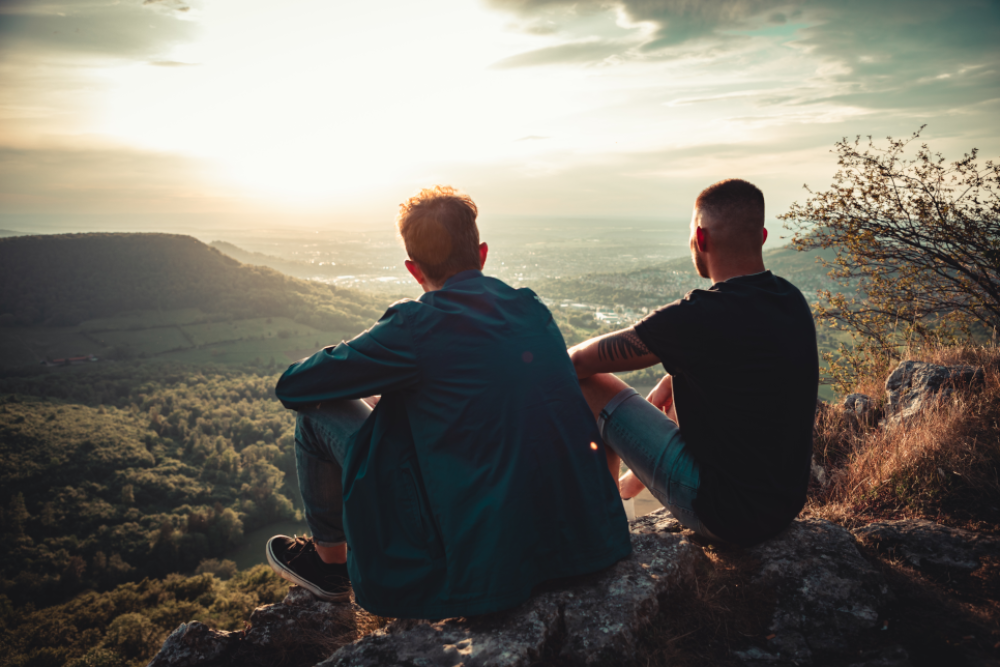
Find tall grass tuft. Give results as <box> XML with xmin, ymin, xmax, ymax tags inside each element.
<box><xmin>809</xmin><ymin>344</ymin><xmax>1000</xmax><ymax>529</ymax></box>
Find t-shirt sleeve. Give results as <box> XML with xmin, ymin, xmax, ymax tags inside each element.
<box><xmin>632</xmin><ymin>293</ymin><xmax>701</xmax><ymax>376</ymax></box>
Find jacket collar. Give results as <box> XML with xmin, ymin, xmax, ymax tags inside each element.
<box><xmin>442</xmin><ymin>269</ymin><xmax>484</xmax><ymax>288</ymax></box>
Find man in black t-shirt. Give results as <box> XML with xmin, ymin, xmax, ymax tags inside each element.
<box><xmin>569</xmin><ymin>179</ymin><xmax>818</xmax><ymax>546</ymax></box>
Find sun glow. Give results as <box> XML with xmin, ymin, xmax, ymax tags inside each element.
<box><xmin>96</xmin><ymin>0</ymin><xmax>576</xmax><ymax>204</ymax></box>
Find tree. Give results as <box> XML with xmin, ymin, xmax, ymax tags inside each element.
<box><xmin>6</xmin><ymin>492</ymin><xmax>30</xmax><ymax>534</ymax></box>
<box><xmin>782</xmin><ymin>128</ymin><xmax>1000</xmax><ymax>391</ymax></box>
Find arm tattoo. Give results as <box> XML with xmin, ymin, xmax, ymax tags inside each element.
<box><xmin>596</xmin><ymin>329</ymin><xmax>651</xmax><ymax>363</ymax></box>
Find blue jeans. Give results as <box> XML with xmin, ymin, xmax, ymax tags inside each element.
<box><xmin>598</xmin><ymin>388</ymin><xmax>719</xmax><ymax>540</ymax></box>
<box><xmin>294</xmin><ymin>400</ymin><xmax>372</xmax><ymax>547</ymax></box>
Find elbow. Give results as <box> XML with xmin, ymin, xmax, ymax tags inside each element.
<box><xmin>274</xmin><ymin>362</ymin><xmax>305</xmax><ymax>406</ymax></box>
<box><xmin>568</xmin><ymin>346</ymin><xmax>591</xmax><ymax>379</ymax></box>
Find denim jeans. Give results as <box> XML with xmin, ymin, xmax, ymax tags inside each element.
<box><xmin>294</xmin><ymin>400</ymin><xmax>372</xmax><ymax>547</ymax></box>
<box><xmin>598</xmin><ymin>387</ymin><xmax>719</xmax><ymax>540</ymax></box>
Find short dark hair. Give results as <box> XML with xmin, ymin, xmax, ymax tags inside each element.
<box><xmin>396</xmin><ymin>186</ymin><xmax>480</xmax><ymax>283</ymax></box>
<box><xmin>695</xmin><ymin>179</ymin><xmax>765</xmax><ymax>237</ymax></box>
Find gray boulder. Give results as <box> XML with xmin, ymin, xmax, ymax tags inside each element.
<box><xmin>843</xmin><ymin>392</ymin><xmax>874</xmax><ymax>416</ymax></box>
<box><xmin>145</xmin><ymin>587</ymin><xmax>360</xmax><ymax>667</ymax></box>
<box><xmin>146</xmin><ymin>622</ymin><xmax>238</xmax><ymax>667</ymax></box>
<box><xmin>322</xmin><ymin>509</ymin><xmax>707</xmax><ymax>667</ymax></box>
<box><xmin>809</xmin><ymin>455</ymin><xmax>828</xmax><ymax>488</ymax></box>
<box><xmin>242</xmin><ymin>586</ymin><xmax>359</xmax><ymax>653</ymax></box>
<box><xmin>884</xmin><ymin>361</ymin><xmax>984</xmax><ymax>425</ymax></box>
<box><xmin>853</xmin><ymin>519</ymin><xmax>1000</xmax><ymax>573</ymax></box>
<box><xmin>735</xmin><ymin>519</ymin><xmax>892</xmax><ymax>666</ymax></box>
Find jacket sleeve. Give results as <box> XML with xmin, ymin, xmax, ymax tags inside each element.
<box><xmin>275</xmin><ymin>303</ymin><xmax>419</xmax><ymax>409</ymax></box>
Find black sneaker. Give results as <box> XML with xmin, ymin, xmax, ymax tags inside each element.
<box><xmin>266</xmin><ymin>535</ymin><xmax>352</xmax><ymax>602</ymax></box>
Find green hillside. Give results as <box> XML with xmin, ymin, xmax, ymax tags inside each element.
<box><xmin>0</xmin><ymin>233</ymin><xmax>383</xmax><ymax>330</ymax></box>
<box><xmin>0</xmin><ymin>234</ymin><xmax>393</xmax><ymax>369</ymax></box>
<box><xmin>209</xmin><ymin>240</ymin><xmax>347</xmax><ymax>281</ymax></box>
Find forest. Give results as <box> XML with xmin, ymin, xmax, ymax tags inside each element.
<box><xmin>0</xmin><ymin>361</ymin><xmax>302</xmax><ymax>666</ymax></box>
<box><xmin>0</xmin><ymin>362</ymin><xmax>301</xmax><ymax>605</ymax></box>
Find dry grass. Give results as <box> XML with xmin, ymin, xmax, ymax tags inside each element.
<box><xmin>809</xmin><ymin>344</ymin><xmax>1000</xmax><ymax>531</ymax></box>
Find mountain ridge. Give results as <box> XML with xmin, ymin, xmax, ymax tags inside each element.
<box><xmin>0</xmin><ymin>233</ymin><xmax>384</xmax><ymax>332</ymax></box>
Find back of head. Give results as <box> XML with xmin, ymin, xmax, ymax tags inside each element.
<box><xmin>397</xmin><ymin>186</ymin><xmax>480</xmax><ymax>284</ymax></box>
<box><xmin>695</xmin><ymin>179</ymin><xmax>765</xmax><ymax>256</ymax></box>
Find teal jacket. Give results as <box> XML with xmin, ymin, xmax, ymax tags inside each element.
<box><xmin>275</xmin><ymin>271</ymin><xmax>631</xmax><ymax>619</ymax></box>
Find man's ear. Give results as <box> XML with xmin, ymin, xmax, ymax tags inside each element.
<box><xmin>762</xmin><ymin>227</ymin><xmax>768</xmax><ymax>245</ymax></box>
<box><xmin>479</xmin><ymin>242</ymin><xmax>488</xmax><ymax>269</ymax></box>
<box><xmin>696</xmin><ymin>227</ymin><xmax>708</xmax><ymax>252</ymax></box>
<box><xmin>404</xmin><ymin>259</ymin><xmax>426</xmax><ymax>285</ymax></box>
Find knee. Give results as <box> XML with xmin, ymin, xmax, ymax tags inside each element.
<box><xmin>579</xmin><ymin>373</ymin><xmax>631</xmax><ymax>419</ymax></box>
<box><xmin>293</xmin><ymin>411</ymin><xmax>317</xmax><ymax>453</ymax></box>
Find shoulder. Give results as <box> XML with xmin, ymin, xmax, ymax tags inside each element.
<box><xmin>514</xmin><ymin>285</ymin><xmax>549</xmax><ymax>306</ymax></box>
<box><xmin>643</xmin><ymin>288</ymin><xmax>711</xmax><ymax>323</ymax></box>
<box><xmin>752</xmin><ymin>273</ymin><xmax>813</xmax><ymax>311</ymax></box>
<box><xmin>368</xmin><ymin>298</ymin><xmax>419</xmax><ymax>331</ymax></box>
<box><xmin>386</xmin><ymin>297</ymin><xmax>418</xmax><ymax>312</ymax></box>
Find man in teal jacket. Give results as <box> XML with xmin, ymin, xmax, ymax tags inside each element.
<box><xmin>267</xmin><ymin>186</ymin><xmax>631</xmax><ymax>619</ymax></box>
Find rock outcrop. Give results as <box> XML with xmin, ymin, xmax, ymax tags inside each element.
<box><xmin>148</xmin><ymin>510</ymin><xmax>908</xmax><ymax>667</ymax></box>
<box><xmin>843</xmin><ymin>392</ymin><xmax>876</xmax><ymax>422</ymax></box>
<box><xmin>736</xmin><ymin>519</ymin><xmax>894</xmax><ymax>666</ymax></box>
<box><xmin>853</xmin><ymin>519</ymin><xmax>1000</xmax><ymax>574</ymax></box>
<box><xmin>148</xmin><ymin>622</ymin><xmax>239</xmax><ymax>667</ymax></box>
<box><xmin>149</xmin><ymin>588</ymin><xmax>359</xmax><ymax>667</ymax></box>
<box><xmin>312</xmin><ymin>511</ymin><xmax>707</xmax><ymax>667</ymax></box>
<box><xmin>884</xmin><ymin>361</ymin><xmax>984</xmax><ymax>425</ymax></box>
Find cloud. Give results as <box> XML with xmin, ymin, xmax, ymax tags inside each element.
<box><xmin>0</xmin><ymin>0</ymin><xmax>197</xmax><ymax>60</ymax></box>
<box><xmin>490</xmin><ymin>0</ymin><xmax>791</xmax><ymax>46</ymax></box>
<box><xmin>487</xmin><ymin>0</ymin><xmax>1000</xmax><ymax>110</ymax></box>
<box><xmin>490</xmin><ymin>39</ymin><xmax>624</xmax><ymax>68</ymax></box>
<box><xmin>143</xmin><ymin>0</ymin><xmax>191</xmax><ymax>12</ymax></box>
<box><xmin>149</xmin><ymin>60</ymin><xmax>197</xmax><ymax>67</ymax></box>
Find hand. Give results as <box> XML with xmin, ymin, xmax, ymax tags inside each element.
<box><xmin>646</xmin><ymin>375</ymin><xmax>673</xmax><ymax>412</ymax></box>
<box><xmin>618</xmin><ymin>469</ymin><xmax>646</xmax><ymax>500</ymax></box>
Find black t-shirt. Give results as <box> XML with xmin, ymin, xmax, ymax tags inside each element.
<box><xmin>633</xmin><ymin>271</ymin><xmax>818</xmax><ymax>546</ymax></box>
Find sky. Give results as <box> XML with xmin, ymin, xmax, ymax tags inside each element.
<box><xmin>0</xmin><ymin>0</ymin><xmax>998</xmax><ymax>232</ymax></box>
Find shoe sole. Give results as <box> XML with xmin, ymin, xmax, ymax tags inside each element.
<box><xmin>265</xmin><ymin>535</ymin><xmax>353</xmax><ymax>603</ymax></box>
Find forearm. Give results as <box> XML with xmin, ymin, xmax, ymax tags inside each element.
<box><xmin>275</xmin><ymin>345</ymin><xmax>366</xmax><ymax>408</ymax></box>
<box><xmin>569</xmin><ymin>328</ymin><xmax>660</xmax><ymax>379</ymax></box>
<box><xmin>277</xmin><ymin>316</ymin><xmax>417</xmax><ymax>409</ymax></box>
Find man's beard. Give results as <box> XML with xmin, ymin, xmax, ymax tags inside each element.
<box><xmin>690</xmin><ymin>237</ymin><xmax>709</xmax><ymax>278</ymax></box>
